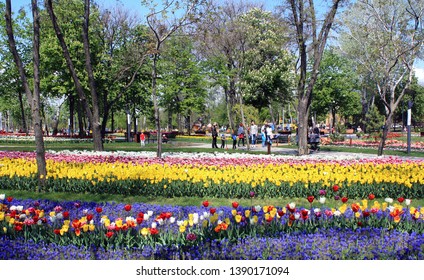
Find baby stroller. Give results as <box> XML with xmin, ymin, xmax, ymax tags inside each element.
<box><xmin>308</xmin><ymin>130</ymin><xmax>320</xmax><ymax>151</ymax></box>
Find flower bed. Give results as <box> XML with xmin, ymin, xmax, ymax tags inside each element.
<box><xmin>328</xmin><ymin>138</ymin><xmax>424</xmax><ymax>152</ymax></box>
<box><xmin>1</xmin><ymin>196</ymin><xmax>424</xmax><ymax>260</ymax></box>
<box><xmin>1</xmin><ymin>151</ymin><xmax>423</xmax><ymax>199</ymax></box>
<box><xmin>0</xmin><ymin>135</ymin><xmax>93</xmax><ymax>144</ymax></box>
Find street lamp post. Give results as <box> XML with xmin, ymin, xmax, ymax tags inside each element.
<box><xmin>407</xmin><ymin>100</ymin><xmax>413</xmax><ymax>154</ymax></box>
<box><xmin>126</xmin><ymin>108</ymin><xmax>131</xmax><ymax>142</ymax></box>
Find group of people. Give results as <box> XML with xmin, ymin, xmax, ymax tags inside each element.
<box><xmin>211</xmin><ymin>121</ymin><xmax>274</xmax><ymax>149</ymax></box>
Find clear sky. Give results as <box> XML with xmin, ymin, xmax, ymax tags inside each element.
<box><xmin>7</xmin><ymin>0</ymin><xmax>424</xmax><ymax>84</ymax></box>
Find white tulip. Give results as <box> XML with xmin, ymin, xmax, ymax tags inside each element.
<box><xmin>0</xmin><ymin>194</ymin><xmax>5</xmax><ymax>200</ymax></box>
<box><xmin>385</xmin><ymin>198</ymin><xmax>393</xmax><ymax>204</ymax></box>
<box><xmin>405</xmin><ymin>199</ymin><xmax>411</xmax><ymax>206</ymax></box>
<box><xmin>319</xmin><ymin>197</ymin><xmax>326</xmax><ymax>204</ymax></box>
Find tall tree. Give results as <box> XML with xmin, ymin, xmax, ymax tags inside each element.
<box><xmin>197</xmin><ymin>0</ymin><xmax>255</xmax><ymax>132</ymax></box>
<box><xmin>4</xmin><ymin>0</ymin><xmax>47</xmax><ymax>190</ymax></box>
<box><xmin>96</xmin><ymin>7</ymin><xmax>151</xmax><ymax>139</ymax></box>
<box><xmin>311</xmin><ymin>49</ymin><xmax>361</xmax><ymax>130</ymax></box>
<box><xmin>159</xmin><ymin>34</ymin><xmax>207</xmax><ymax>132</ymax></box>
<box><xmin>45</xmin><ymin>0</ymin><xmax>103</xmax><ymax>151</ymax></box>
<box><xmin>286</xmin><ymin>0</ymin><xmax>345</xmax><ymax>155</ymax></box>
<box><xmin>239</xmin><ymin>8</ymin><xmax>294</xmax><ymax>116</ymax></box>
<box><xmin>143</xmin><ymin>0</ymin><xmax>210</xmax><ymax>158</ymax></box>
<box><xmin>340</xmin><ymin>0</ymin><xmax>424</xmax><ymax>155</ymax></box>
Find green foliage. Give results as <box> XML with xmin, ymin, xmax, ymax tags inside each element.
<box><xmin>312</xmin><ymin>49</ymin><xmax>361</xmax><ymax>120</ymax></box>
<box><xmin>158</xmin><ymin>34</ymin><xmax>207</xmax><ymax>120</ymax></box>
<box><xmin>239</xmin><ymin>8</ymin><xmax>294</xmax><ymax>109</ymax></box>
<box><xmin>365</xmin><ymin>105</ymin><xmax>384</xmax><ymax>133</ymax></box>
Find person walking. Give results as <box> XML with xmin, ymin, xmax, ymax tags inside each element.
<box><xmin>237</xmin><ymin>123</ymin><xmax>245</xmax><ymax>147</ymax></box>
<box><xmin>211</xmin><ymin>123</ymin><xmax>219</xmax><ymax>148</ymax></box>
<box><xmin>232</xmin><ymin>131</ymin><xmax>237</xmax><ymax>149</ymax></box>
<box><xmin>220</xmin><ymin>133</ymin><xmax>226</xmax><ymax>149</ymax></box>
<box><xmin>250</xmin><ymin>120</ymin><xmax>258</xmax><ymax>147</ymax></box>
<box><xmin>140</xmin><ymin>132</ymin><xmax>146</xmax><ymax>147</ymax></box>
<box><xmin>261</xmin><ymin>122</ymin><xmax>267</xmax><ymax>147</ymax></box>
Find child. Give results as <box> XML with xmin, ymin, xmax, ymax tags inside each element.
<box><xmin>232</xmin><ymin>132</ymin><xmax>237</xmax><ymax>149</ymax></box>
<box><xmin>220</xmin><ymin>134</ymin><xmax>226</xmax><ymax>149</ymax></box>
<box><xmin>140</xmin><ymin>132</ymin><xmax>146</xmax><ymax>147</ymax></box>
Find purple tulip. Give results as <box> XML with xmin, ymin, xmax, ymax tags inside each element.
<box><xmin>186</xmin><ymin>233</ymin><xmax>197</xmax><ymax>241</ymax></box>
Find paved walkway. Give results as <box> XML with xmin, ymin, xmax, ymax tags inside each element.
<box><xmin>187</xmin><ymin>142</ymin><xmax>423</xmax><ymax>161</ymax></box>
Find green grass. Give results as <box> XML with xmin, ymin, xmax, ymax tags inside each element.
<box><xmin>2</xmin><ymin>188</ymin><xmax>422</xmax><ymax>209</ymax></box>
<box><xmin>2</xmin><ymin>138</ymin><xmax>424</xmax><ymax>157</ymax></box>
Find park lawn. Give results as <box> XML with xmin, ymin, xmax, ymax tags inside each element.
<box><xmin>2</xmin><ymin>188</ymin><xmax>423</xmax><ymax>209</ymax></box>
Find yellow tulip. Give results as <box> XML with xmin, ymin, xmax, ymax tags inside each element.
<box><xmin>245</xmin><ymin>210</ymin><xmax>251</xmax><ymax>218</ymax></box>
<box><xmin>179</xmin><ymin>225</ymin><xmax>186</xmax><ymax>233</ymax></box>
<box><xmin>235</xmin><ymin>215</ymin><xmax>242</xmax><ymax>223</ymax></box>
<box><xmin>140</xmin><ymin>227</ymin><xmax>149</xmax><ymax>236</ymax></box>
<box><xmin>382</xmin><ymin>203</ymin><xmax>388</xmax><ymax>211</ymax></box>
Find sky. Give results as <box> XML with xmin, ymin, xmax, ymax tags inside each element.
<box><xmin>7</xmin><ymin>0</ymin><xmax>424</xmax><ymax>85</ymax></box>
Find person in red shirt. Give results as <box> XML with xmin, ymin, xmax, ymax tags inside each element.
<box><xmin>140</xmin><ymin>132</ymin><xmax>146</xmax><ymax>146</ymax></box>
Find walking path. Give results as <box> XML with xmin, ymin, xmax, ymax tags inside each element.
<box><xmin>187</xmin><ymin>142</ymin><xmax>424</xmax><ymax>161</ymax></box>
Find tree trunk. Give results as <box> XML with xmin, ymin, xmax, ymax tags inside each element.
<box><xmin>69</xmin><ymin>94</ymin><xmax>74</xmax><ymax>136</ymax></box>
<box><xmin>45</xmin><ymin>0</ymin><xmax>103</xmax><ymax>151</ymax></box>
<box><xmin>152</xmin><ymin>53</ymin><xmax>162</xmax><ymax>158</ymax></box>
<box><xmin>297</xmin><ymin>98</ymin><xmax>309</xmax><ymax>155</ymax></box>
<box><xmin>378</xmin><ymin>113</ymin><xmax>394</xmax><ymax>156</ymax></box>
<box><xmin>77</xmin><ymin>99</ymin><xmax>85</xmax><ymax>137</ymax></box>
<box><xmin>167</xmin><ymin>105</ymin><xmax>173</xmax><ymax>131</ymax></box>
<box><xmin>18</xmin><ymin>91</ymin><xmax>28</xmax><ymax>135</ymax></box>
<box><xmin>5</xmin><ymin>0</ymin><xmax>47</xmax><ymax>191</ymax></box>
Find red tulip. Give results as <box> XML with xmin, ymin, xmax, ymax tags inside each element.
<box><xmin>63</xmin><ymin>211</ymin><xmax>69</xmax><ymax>219</ymax></box>
<box><xmin>86</xmin><ymin>214</ymin><xmax>94</xmax><ymax>221</ymax></box>
<box><xmin>307</xmin><ymin>196</ymin><xmax>315</xmax><ymax>203</ymax></box>
<box><xmin>124</xmin><ymin>204</ymin><xmax>132</xmax><ymax>212</ymax></box>
<box><xmin>149</xmin><ymin>228</ymin><xmax>159</xmax><ymax>235</ymax></box>
<box><xmin>202</xmin><ymin>200</ymin><xmax>209</xmax><ymax>208</ymax></box>
<box><xmin>210</xmin><ymin>208</ymin><xmax>216</xmax><ymax>215</ymax></box>
<box><xmin>95</xmin><ymin>207</ymin><xmax>103</xmax><ymax>214</ymax></box>
<box><xmin>105</xmin><ymin>231</ymin><xmax>114</xmax><ymax>238</ymax></box>
<box><xmin>363</xmin><ymin>211</ymin><xmax>370</xmax><ymax>218</ymax></box>
<box><xmin>6</xmin><ymin>196</ymin><xmax>13</xmax><ymax>203</ymax></box>
<box><xmin>232</xmin><ymin>202</ymin><xmax>239</xmax><ymax>209</ymax></box>
<box><xmin>341</xmin><ymin>197</ymin><xmax>348</xmax><ymax>203</ymax></box>
<box><xmin>53</xmin><ymin>229</ymin><xmax>61</xmax><ymax>235</ymax></box>
<box><xmin>351</xmin><ymin>203</ymin><xmax>360</xmax><ymax>213</ymax></box>
<box><xmin>368</xmin><ymin>194</ymin><xmax>375</xmax><ymax>200</ymax></box>
<box><xmin>332</xmin><ymin>185</ymin><xmax>339</xmax><ymax>192</ymax></box>
<box><xmin>397</xmin><ymin>197</ymin><xmax>405</xmax><ymax>203</ymax></box>
<box><xmin>136</xmin><ymin>217</ymin><xmax>143</xmax><ymax>224</ymax></box>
